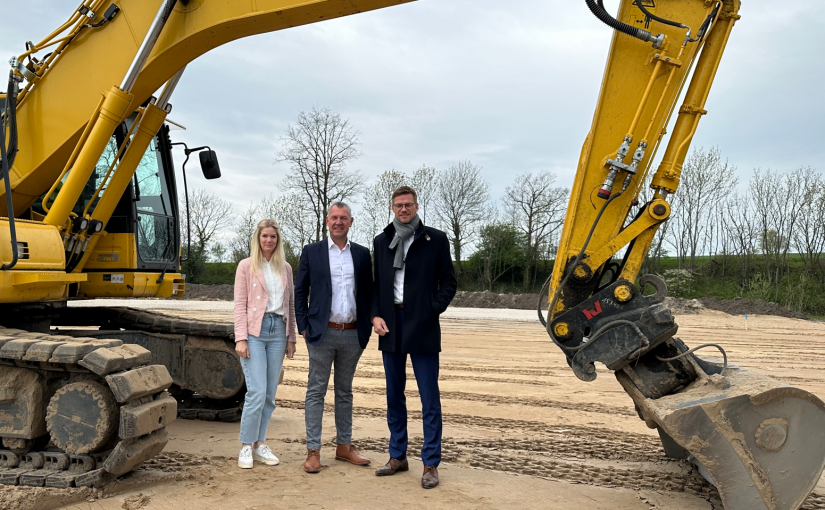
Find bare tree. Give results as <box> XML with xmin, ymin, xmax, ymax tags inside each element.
<box><xmin>705</xmin><ymin>199</ymin><xmax>733</xmax><ymax>277</ymax></box>
<box><xmin>228</xmin><ymin>203</ymin><xmax>260</xmax><ymax>263</ymax></box>
<box><xmin>726</xmin><ymin>192</ymin><xmax>758</xmax><ymax>284</ymax></box>
<box><xmin>749</xmin><ymin>167</ymin><xmax>806</xmax><ymax>299</ymax></box>
<box><xmin>186</xmin><ymin>188</ymin><xmax>233</xmax><ymax>254</ymax></box>
<box><xmin>792</xmin><ymin>167</ymin><xmax>825</xmax><ymax>278</ymax></box>
<box><xmin>666</xmin><ymin>147</ymin><xmax>737</xmax><ymax>270</ymax></box>
<box><xmin>261</xmin><ymin>193</ymin><xmax>315</xmax><ymax>261</ymax></box>
<box><xmin>409</xmin><ymin>165</ymin><xmax>437</xmax><ymax>223</ymax></box>
<box><xmin>433</xmin><ymin>160</ymin><xmax>490</xmax><ymax>275</ymax></box>
<box><xmin>357</xmin><ymin>169</ymin><xmax>407</xmax><ymax>248</ymax></box>
<box><xmin>503</xmin><ymin>171</ymin><xmax>568</xmax><ymax>289</ymax></box>
<box><xmin>277</xmin><ymin>106</ymin><xmax>364</xmax><ymax>242</ymax></box>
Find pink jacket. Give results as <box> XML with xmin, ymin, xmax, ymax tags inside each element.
<box><xmin>233</xmin><ymin>258</ymin><xmax>297</xmax><ymax>343</ymax></box>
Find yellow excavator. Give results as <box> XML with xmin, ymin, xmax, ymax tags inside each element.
<box><xmin>0</xmin><ymin>0</ymin><xmax>822</xmax><ymax>508</ymax></box>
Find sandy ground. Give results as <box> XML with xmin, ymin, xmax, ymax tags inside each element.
<box><xmin>4</xmin><ymin>305</ymin><xmax>825</xmax><ymax>510</ymax></box>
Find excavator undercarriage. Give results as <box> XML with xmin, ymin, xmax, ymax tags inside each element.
<box><xmin>0</xmin><ymin>324</ymin><xmax>174</xmax><ymax>487</ymax></box>
<box><xmin>53</xmin><ymin>306</ymin><xmax>246</xmax><ymax>422</ymax></box>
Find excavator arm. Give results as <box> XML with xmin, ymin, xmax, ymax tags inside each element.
<box><xmin>547</xmin><ymin>2</ymin><xmax>825</xmax><ymax>509</ymax></box>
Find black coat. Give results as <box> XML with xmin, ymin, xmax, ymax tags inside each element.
<box><xmin>371</xmin><ymin>222</ymin><xmax>457</xmax><ymax>353</ymax></box>
<box><xmin>295</xmin><ymin>239</ymin><xmax>373</xmax><ymax>348</ymax></box>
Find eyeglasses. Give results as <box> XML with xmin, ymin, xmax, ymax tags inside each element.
<box><xmin>392</xmin><ymin>203</ymin><xmax>416</xmax><ymax>210</ymax></box>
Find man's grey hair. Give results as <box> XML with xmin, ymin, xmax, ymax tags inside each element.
<box><xmin>327</xmin><ymin>201</ymin><xmax>352</xmax><ymax>217</ymax></box>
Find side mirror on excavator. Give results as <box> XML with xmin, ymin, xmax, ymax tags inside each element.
<box><xmin>198</xmin><ymin>150</ymin><xmax>221</xmax><ymax>180</ymax></box>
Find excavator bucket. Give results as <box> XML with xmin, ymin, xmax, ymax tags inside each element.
<box><xmin>619</xmin><ymin>366</ymin><xmax>825</xmax><ymax>510</ymax></box>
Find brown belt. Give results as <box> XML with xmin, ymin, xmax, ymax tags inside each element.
<box><xmin>328</xmin><ymin>321</ymin><xmax>357</xmax><ymax>330</ymax></box>
<box><xmin>395</xmin><ymin>303</ymin><xmax>403</xmax><ymax>309</ymax></box>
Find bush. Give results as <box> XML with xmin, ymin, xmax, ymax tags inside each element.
<box><xmin>662</xmin><ymin>269</ymin><xmax>694</xmax><ymax>297</ymax></box>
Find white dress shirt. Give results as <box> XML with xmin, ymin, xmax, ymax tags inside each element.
<box><xmin>328</xmin><ymin>238</ymin><xmax>357</xmax><ymax>323</ymax></box>
<box><xmin>262</xmin><ymin>261</ymin><xmax>284</xmax><ymax>315</ymax></box>
<box><xmin>393</xmin><ymin>233</ymin><xmax>414</xmax><ymax>305</ymax></box>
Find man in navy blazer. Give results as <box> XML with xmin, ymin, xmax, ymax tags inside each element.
<box><xmin>295</xmin><ymin>202</ymin><xmax>373</xmax><ymax>473</ymax></box>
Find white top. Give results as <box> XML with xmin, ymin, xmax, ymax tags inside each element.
<box><xmin>262</xmin><ymin>261</ymin><xmax>284</xmax><ymax>315</ymax></box>
<box><xmin>393</xmin><ymin>233</ymin><xmax>414</xmax><ymax>305</ymax></box>
<box><xmin>328</xmin><ymin>238</ymin><xmax>357</xmax><ymax>323</ymax></box>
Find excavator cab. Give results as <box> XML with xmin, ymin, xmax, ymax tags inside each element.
<box><xmin>26</xmin><ymin>116</ymin><xmax>185</xmax><ymax>299</ymax></box>
<box><xmin>64</xmin><ymin>117</ymin><xmax>180</xmax><ymax>295</ymax></box>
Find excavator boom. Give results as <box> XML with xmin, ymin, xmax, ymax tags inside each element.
<box><xmin>548</xmin><ymin>2</ymin><xmax>825</xmax><ymax>509</ymax></box>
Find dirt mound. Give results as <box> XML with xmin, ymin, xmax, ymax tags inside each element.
<box><xmin>179</xmin><ymin>284</ymin><xmax>234</xmax><ymax>301</ymax></box>
<box><xmin>699</xmin><ymin>297</ymin><xmax>807</xmax><ymax>320</ymax></box>
<box><xmin>664</xmin><ymin>297</ymin><xmax>704</xmax><ymax>315</ymax></box>
<box><xmin>451</xmin><ymin>291</ymin><xmax>541</xmax><ymax>310</ymax></box>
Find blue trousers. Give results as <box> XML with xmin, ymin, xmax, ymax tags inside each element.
<box><xmin>382</xmin><ymin>307</ymin><xmax>442</xmax><ymax>467</ymax></box>
<box><xmin>239</xmin><ymin>313</ymin><xmax>288</xmax><ymax>444</ymax></box>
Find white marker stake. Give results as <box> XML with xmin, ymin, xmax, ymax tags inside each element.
<box><xmin>745</xmin><ymin>313</ymin><xmax>748</xmax><ymax>330</ymax></box>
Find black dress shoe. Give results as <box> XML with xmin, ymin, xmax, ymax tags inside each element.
<box><xmin>375</xmin><ymin>457</ymin><xmax>409</xmax><ymax>476</ymax></box>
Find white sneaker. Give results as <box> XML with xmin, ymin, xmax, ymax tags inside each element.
<box><xmin>238</xmin><ymin>445</ymin><xmax>253</xmax><ymax>469</ymax></box>
<box><xmin>252</xmin><ymin>444</ymin><xmax>280</xmax><ymax>466</ymax></box>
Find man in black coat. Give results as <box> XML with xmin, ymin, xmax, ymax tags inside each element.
<box><xmin>295</xmin><ymin>202</ymin><xmax>373</xmax><ymax>473</ymax></box>
<box><xmin>371</xmin><ymin>186</ymin><xmax>457</xmax><ymax>489</ymax></box>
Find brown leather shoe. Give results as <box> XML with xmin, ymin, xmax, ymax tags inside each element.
<box><xmin>422</xmin><ymin>465</ymin><xmax>439</xmax><ymax>489</ymax></box>
<box><xmin>303</xmin><ymin>449</ymin><xmax>321</xmax><ymax>473</ymax></box>
<box><xmin>374</xmin><ymin>457</ymin><xmax>409</xmax><ymax>476</ymax></box>
<box><xmin>335</xmin><ymin>444</ymin><xmax>371</xmax><ymax>466</ymax></box>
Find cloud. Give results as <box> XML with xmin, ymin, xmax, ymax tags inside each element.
<box><xmin>3</xmin><ymin>0</ymin><xmax>822</xmax><ymax>226</ymax></box>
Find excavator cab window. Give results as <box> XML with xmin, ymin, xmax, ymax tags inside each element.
<box><xmin>71</xmin><ymin>137</ymin><xmax>119</xmax><ymax>218</ymax></box>
<box><xmin>132</xmin><ymin>135</ymin><xmax>176</xmax><ymax>263</ymax></box>
<box><xmin>37</xmin><ymin>113</ymin><xmax>181</xmax><ymax>271</ymax></box>
<box><xmin>114</xmin><ymin>114</ymin><xmax>177</xmax><ymax>265</ymax></box>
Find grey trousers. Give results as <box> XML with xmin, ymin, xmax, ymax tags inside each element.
<box><xmin>305</xmin><ymin>327</ymin><xmax>364</xmax><ymax>450</ymax></box>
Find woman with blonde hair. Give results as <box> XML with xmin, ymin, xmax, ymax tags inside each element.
<box><xmin>233</xmin><ymin>218</ymin><xmax>297</xmax><ymax>468</ymax></box>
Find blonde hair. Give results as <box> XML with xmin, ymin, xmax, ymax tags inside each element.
<box><xmin>250</xmin><ymin>219</ymin><xmax>285</xmax><ymax>275</ymax></box>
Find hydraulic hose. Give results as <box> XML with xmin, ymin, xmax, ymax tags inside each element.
<box><xmin>585</xmin><ymin>0</ymin><xmax>663</xmax><ymax>48</ymax></box>
<box><xmin>657</xmin><ymin>343</ymin><xmax>728</xmax><ymax>375</ymax></box>
<box><xmin>538</xmin><ymin>190</ymin><xmax>625</xmax><ymax>352</ymax></box>
<box><xmin>635</xmin><ymin>0</ymin><xmax>688</xmax><ymax>30</ymax></box>
<box><xmin>1</xmin><ymin>72</ymin><xmax>20</xmax><ymax>270</ymax></box>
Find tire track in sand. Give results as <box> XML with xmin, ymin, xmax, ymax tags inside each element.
<box><xmin>279</xmin><ymin>380</ymin><xmax>634</xmax><ymax>416</ymax></box>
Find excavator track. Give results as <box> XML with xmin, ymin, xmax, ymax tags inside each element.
<box><xmin>53</xmin><ymin>306</ymin><xmax>245</xmax><ymax>423</ymax></box>
<box><xmin>0</xmin><ymin>326</ymin><xmax>175</xmax><ymax>488</ymax></box>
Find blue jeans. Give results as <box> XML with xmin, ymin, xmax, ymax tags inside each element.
<box><xmin>239</xmin><ymin>313</ymin><xmax>288</xmax><ymax>444</ymax></box>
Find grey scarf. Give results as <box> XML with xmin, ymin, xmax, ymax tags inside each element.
<box><xmin>389</xmin><ymin>214</ymin><xmax>421</xmax><ymax>270</ymax></box>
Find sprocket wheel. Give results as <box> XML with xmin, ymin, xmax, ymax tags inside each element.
<box><xmin>46</xmin><ymin>380</ymin><xmax>119</xmax><ymax>454</ymax></box>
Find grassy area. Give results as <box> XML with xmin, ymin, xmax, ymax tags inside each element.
<box><xmin>643</xmin><ymin>254</ymin><xmax>825</xmax><ymax>316</ymax></box>
<box><xmin>192</xmin><ymin>253</ymin><xmax>825</xmax><ymax>316</ymax></box>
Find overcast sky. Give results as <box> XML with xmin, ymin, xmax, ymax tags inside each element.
<box><xmin>3</xmin><ymin>1</ymin><xmax>823</xmax><ymax>228</ymax></box>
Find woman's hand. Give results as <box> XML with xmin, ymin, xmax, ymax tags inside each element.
<box><xmin>286</xmin><ymin>342</ymin><xmax>296</xmax><ymax>360</ymax></box>
<box><xmin>236</xmin><ymin>340</ymin><xmax>250</xmax><ymax>358</ymax></box>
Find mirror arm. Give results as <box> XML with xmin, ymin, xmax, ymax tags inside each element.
<box><xmin>170</xmin><ymin>142</ymin><xmax>192</xmax><ymax>263</ymax></box>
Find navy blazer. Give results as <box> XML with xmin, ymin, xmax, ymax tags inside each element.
<box><xmin>294</xmin><ymin>238</ymin><xmax>373</xmax><ymax>348</ymax></box>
